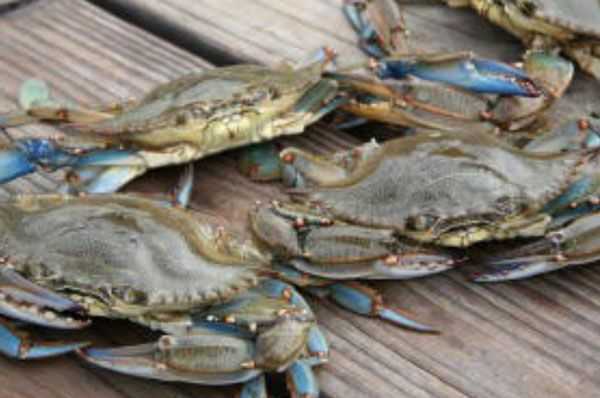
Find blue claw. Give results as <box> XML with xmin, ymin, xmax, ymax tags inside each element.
<box><xmin>0</xmin><ymin>138</ymin><xmax>147</xmax><ymax>192</ymax></box>
<box><xmin>79</xmin><ymin>344</ymin><xmax>262</xmax><ymax>384</ymax></box>
<box><xmin>259</xmin><ymin>279</ymin><xmax>313</xmax><ymax>315</ymax></box>
<box><xmin>0</xmin><ymin>138</ymin><xmax>75</xmax><ymax>183</ymax></box>
<box><xmin>72</xmin><ymin>149</ymin><xmax>141</xmax><ymax>167</ymax></box>
<box><xmin>375</xmin><ymin>55</ymin><xmax>541</xmax><ymax>96</ymax></box>
<box><xmin>0</xmin><ymin>319</ymin><xmax>88</xmax><ymax>359</ymax></box>
<box><xmin>0</xmin><ymin>267</ymin><xmax>89</xmax><ymax>329</ymax></box>
<box><xmin>23</xmin><ymin>341</ymin><xmax>89</xmax><ymax>359</ymax></box>
<box><xmin>305</xmin><ymin>325</ymin><xmax>329</xmax><ymax>365</ymax></box>
<box><xmin>0</xmin><ymin>147</ymin><xmax>37</xmax><ymax>183</ymax></box>
<box><xmin>342</xmin><ymin>0</ymin><xmax>367</xmax><ymax>34</ymax></box>
<box><xmin>327</xmin><ymin>282</ymin><xmax>436</xmax><ymax>332</ymax></box>
<box><xmin>238</xmin><ymin>143</ymin><xmax>282</xmax><ymax>182</ymax></box>
<box><xmin>286</xmin><ymin>360</ymin><xmax>319</xmax><ymax>398</ymax></box>
<box><xmin>542</xmin><ymin>176</ymin><xmax>594</xmax><ymax>216</ymax></box>
<box><xmin>64</xmin><ymin>165</ymin><xmax>145</xmax><ymax>194</ymax></box>
<box><xmin>240</xmin><ymin>375</ymin><xmax>268</xmax><ymax>398</ymax></box>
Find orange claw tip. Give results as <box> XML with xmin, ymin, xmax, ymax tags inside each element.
<box><xmin>281</xmin><ymin>152</ymin><xmax>295</xmax><ymax>164</ymax></box>
<box><xmin>378</xmin><ymin>308</ymin><xmax>438</xmax><ymax>333</ymax></box>
<box><xmin>578</xmin><ymin>118</ymin><xmax>590</xmax><ymax>130</ymax></box>
<box><xmin>323</xmin><ymin>46</ymin><xmax>337</xmax><ymax>61</ymax></box>
<box><xmin>367</xmin><ymin>58</ymin><xmax>380</xmax><ymax>71</ymax></box>
<box><xmin>293</xmin><ymin>217</ymin><xmax>306</xmax><ymax>229</ymax></box>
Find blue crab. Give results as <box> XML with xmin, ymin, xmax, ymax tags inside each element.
<box><xmin>0</xmin><ymin>168</ymin><xmax>458</xmax><ymax>397</ymax></box>
<box><xmin>0</xmin><ymin>48</ymin><xmax>340</xmax><ymax>194</ymax></box>
<box><xmin>248</xmin><ymin>123</ymin><xmax>600</xmax><ymax>249</ymax></box>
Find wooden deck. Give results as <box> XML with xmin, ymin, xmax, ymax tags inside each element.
<box><xmin>0</xmin><ymin>1</ymin><xmax>599</xmax><ymax>397</ymax></box>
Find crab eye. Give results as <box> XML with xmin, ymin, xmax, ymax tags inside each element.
<box><xmin>409</xmin><ymin>215</ymin><xmax>434</xmax><ymax>231</ymax></box>
<box><xmin>281</xmin><ymin>152</ymin><xmax>295</xmax><ymax>164</ymax></box>
<box><xmin>548</xmin><ymin>231</ymin><xmax>565</xmax><ymax>245</ymax></box>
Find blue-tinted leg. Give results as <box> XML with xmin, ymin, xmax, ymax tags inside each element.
<box><xmin>286</xmin><ymin>360</ymin><xmax>319</xmax><ymax>398</ymax></box>
<box><xmin>0</xmin><ymin>318</ymin><xmax>88</xmax><ymax>359</ymax></box>
<box><xmin>172</xmin><ymin>164</ymin><xmax>194</xmax><ymax>208</ymax></box>
<box><xmin>240</xmin><ymin>374</ymin><xmax>268</xmax><ymax>398</ymax></box>
<box><xmin>0</xmin><ymin>267</ymin><xmax>89</xmax><ymax>329</ymax></box>
<box><xmin>305</xmin><ymin>325</ymin><xmax>329</xmax><ymax>366</ymax></box>
<box><xmin>376</xmin><ymin>54</ymin><xmax>540</xmax><ymax>96</ymax></box>
<box><xmin>310</xmin><ymin>282</ymin><xmax>436</xmax><ymax>333</ymax></box>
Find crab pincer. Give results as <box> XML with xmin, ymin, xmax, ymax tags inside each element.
<box><xmin>0</xmin><ymin>267</ymin><xmax>89</xmax><ymax>359</ymax></box>
<box><xmin>475</xmin><ymin>212</ymin><xmax>600</xmax><ymax>282</ymax></box>
<box><xmin>374</xmin><ymin>52</ymin><xmax>541</xmax><ymax>97</ymax></box>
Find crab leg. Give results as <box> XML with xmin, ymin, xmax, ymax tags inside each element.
<box><xmin>130</xmin><ymin>163</ymin><xmax>196</xmax><ymax>208</ymax></box>
<box><xmin>342</xmin><ymin>0</ymin><xmax>406</xmax><ymax>58</ymax></box>
<box><xmin>240</xmin><ymin>375</ymin><xmax>268</xmax><ymax>398</ymax></box>
<box><xmin>474</xmin><ymin>212</ymin><xmax>600</xmax><ymax>282</ymax></box>
<box><xmin>287</xmin><ymin>360</ymin><xmax>319</xmax><ymax>398</ymax></box>
<box><xmin>0</xmin><ymin>318</ymin><xmax>88</xmax><ymax>359</ymax></box>
<box><xmin>0</xmin><ymin>267</ymin><xmax>89</xmax><ymax>329</ymax></box>
<box><xmin>79</xmin><ymin>283</ymin><xmax>318</xmax><ymax>397</ymax></box>
<box><xmin>78</xmin><ymin>335</ymin><xmax>263</xmax><ymax>384</ymax></box>
<box><xmin>0</xmin><ymin>80</ymin><xmax>135</xmax><ymax>128</ymax></box>
<box><xmin>374</xmin><ymin>52</ymin><xmax>541</xmax><ymax>96</ymax></box>
<box><xmin>308</xmin><ymin>281</ymin><xmax>436</xmax><ymax>333</ymax></box>
<box><xmin>343</xmin><ymin>0</ymin><xmax>387</xmax><ymax>58</ymax></box>
<box><xmin>0</xmin><ymin>137</ymin><xmax>150</xmax><ymax>192</ymax></box>
<box><xmin>256</xmin><ymin>279</ymin><xmax>329</xmax><ymax>364</ymax></box>
<box><xmin>59</xmin><ymin>164</ymin><xmax>147</xmax><ymax>195</ymax></box>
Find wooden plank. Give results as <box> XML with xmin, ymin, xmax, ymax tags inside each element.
<box><xmin>88</xmin><ymin>1</ymin><xmax>600</xmax><ymax>398</ymax></box>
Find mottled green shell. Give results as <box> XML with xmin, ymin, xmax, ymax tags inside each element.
<box><xmin>75</xmin><ymin>64</ymin><xmax>322</xmax><ymax>139</ymax></box>
<box><xmin>522</xmin><ymin>0</ymin><xmax>600</xmax><ymax>37</ymax></box>
<box><xmin>0</xmin><ymin>195</ymin><xmax>263</xmax><ymax>316</ymax></box>
<box><xmin>297</xmin><ymin>130</ymin><xmax>582</xmax><ymax>234</ymax></box>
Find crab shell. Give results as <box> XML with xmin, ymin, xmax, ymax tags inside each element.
<box><xmin>0</xmin><ymin>194</ymin><xmax>266</xmax><ymax>318</ymax></box>
<box><xmin>278</xmin><ymin>130</ymin><xmax>588</xmax><ymax>247</ymax></box>
<box><xmin>68</xmin><ymin>62</ymin><xmax>338</xmax><ymax>167</ymax></box>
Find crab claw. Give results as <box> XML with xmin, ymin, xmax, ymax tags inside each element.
<box><xmin>286</xmin><ymin>360</ymin><xmax>319</xmax><ymax>398</ymax></box>
<box><xmin>0</xmin><ymin>138</ymin><xmax>74</xmax><ymax>184</ymax></box>
<box><xmin>78</xmin><ymin>336</ymin><xmax>262</xmax><ymax>385</ymax></box>
<box><xmin>0</xmin><ymin>137</ymin><xmax>146</xmax><ymax>193</ymax></box>
<box><xmin>342</xmin><ymin>0</ymin><xmax>367</xmax><ymax>35</ymax></box>
<box><xmin>473</xmin><ymin>255</ymin><xmax>566</xmax><ymax>282</ymax></box>
<box><xmin>0</xmin><ymin>318</ymin><xmax>88</xmax><ymax>359</ymax></box>
<box><xmin>375</xmin><ymin>53</ymin><xmax>541</xmax><ymax>97</ymax></box>
<box><xmin>238</xmin><ymin>143</ymin><xmax>283</xmax><ymax>182</ymax></box>
<box><xmin>474</xmin><ymin>213</ymin><xmax>600</xmax><ymax>282</ymax></box>
<box><xmin>325</xmin><ymin>282</ymin><xmax>437</xmax><ymax>333</ymax></box>
<box><xmin>371</xmin><ymin>250</ymin><xmax>458</xmax><ymax>279</ymax></box>
<box><xmin>0</xmin><ymin>267</ymin><xmax>89</xmax><ymax>329</ymax></box>
<box><xmin>342</xmin><ymin>0</ymin><xmax>386</xmax><ymax>59</ymax></box>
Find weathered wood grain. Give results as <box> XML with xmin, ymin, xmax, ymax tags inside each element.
<box><xmin>2</xmin><ymin>0</ymin><xmax>600</xmax><ymax>398</ymax></box>
<box><xmin>88</xmin><ymin>1</ymin><xmax>600</xmax><ymax>398</ymax></box>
